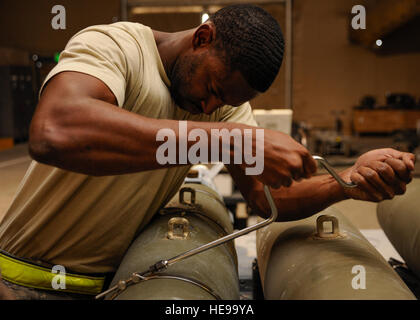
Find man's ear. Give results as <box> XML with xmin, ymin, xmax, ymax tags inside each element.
<box><xmin>192</xmin><ymin>22</ymin><xmax>215</xmax><ymax>49</ymax></box>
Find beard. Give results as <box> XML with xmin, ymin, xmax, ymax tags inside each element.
<box><xmin>169</xmin><ymin>53</ymin><xmax>203</xmax><ymax>114</ymax></box>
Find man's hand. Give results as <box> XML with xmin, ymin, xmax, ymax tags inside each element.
<box><xmin>251</xmin><ymin>129</ymin><xmax>317</xmax><ymax>189</ymax></box>
<box><xmin>340</xmin><ymin>148</ymin><xmax>415</xmax><ymax>202</ymax></box>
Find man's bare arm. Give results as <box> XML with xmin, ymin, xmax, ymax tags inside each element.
<box><xmin>29</xmin><ymin>71</ymin><xmax>317</xmax><ymax>188</ymax></box>
<box><xmin>228</xmin><ymin>163</ymin><xmax>346</xmax><ymax>221</ymax></box>
<box><xmin>228</xmin><ymin>148</ymin><xmax>415</xmax><ymax>221</ymax></box>
<box><xmin>29</xmin><ymin>71</ymin><xmax>248</xmax><ymax>175</ymax></box>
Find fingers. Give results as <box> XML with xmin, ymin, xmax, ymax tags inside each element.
<box><xmin>357</xmin><ymin>165</ymin><xmax>395</xmax><ymax>200</ymax></box>
<box><xmin>351</xmin><ymin>158</ymin><xmax>410</xmax><ymax>202</ymax></box>
<box><xmin>267</xmin><ymin>151</ymin><xmax>316</xmax><ymax>188</ymax></box>
<box><xmin>257</xmin><ymin>166</ymin><xmax>293</xmax><ymax>189</ymax></box>
<box><xmin>402</xmin><ymin>152</ymin><xmax>415</xmax><ymax>171</ymax></box>
<box><xmin>384</xmin><ymin>157</ymin><xmax>412</xmax><ymax>183</ymax></box>
<box><xmin>366</xmin><ymin>160</ymin><xmax>406</xmax><ymax>195</ymax></box>
<box><xmin>351</xmin><ymin>171</ymin><xmax>384</xmax><ymax>202</ymax></box>
<box><xmin>271</xmin><ymin>153</ymin><xmax>315</xmax><ymax>189</ymax></box>
<box><xmin>259</xmin><ymin>129</ymin><xmax>317</xmax><ymax>188</ymax></box>
<box><xmin>258</xmin><ymin>156</ymin><xmax>305</xmax><ymax>189</ymax></box>
<box><xmin>288</xmin><ymin>149</ymin><xmax>317</xmax><ymax>181</ymax></box>
<box><xmin>282</xmin><ymin>150</ymin><xmax>315</xmax><ymax>184</ymax></box>
<box><xmin>281</xmin><ymin>175</ymin><xmax>293</xmax><ymax>188</ymax></box>
<box><xmin>384</xmin><ymin>149</ymin><xmax>415</xmax><ymax>171</ymax></box>
<box><xmin>302</xmin><ymin>152</ymin><xmax>318</xmax><ymax>179</ymax></box>
<box><xmin>288</xmin><ymin>154</ymin><xmax>305</xmax><ymax>182</ymax></box>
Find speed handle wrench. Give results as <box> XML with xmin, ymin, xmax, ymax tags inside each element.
<box><xmin>312</xmin><ymin>155</ymin><xmax>357</xmax><ymax>188</ymax></box>
<box><xmin>95</xmin><ymin>185</ymin><xmax>277</xmax><ymax>299</ymax></box>
<box><xmin>95</xmin><ymin>155</ymin><xmax>355</xmax><ymax>299</ymax></box>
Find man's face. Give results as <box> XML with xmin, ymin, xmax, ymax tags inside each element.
<box><xmin>169</xmin><ymin>48</ymin><xmax>258</xmax><ymax>115</ymax></box>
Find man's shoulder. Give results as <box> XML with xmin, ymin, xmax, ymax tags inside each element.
<box><xmin>215</xmin><ymin>102</ymin><xmax>258</xmax><ymax>127</ymax></box>
<box><xmin>72</xmin><ymin>21</ymin><xmax>151</xmax><ymax>43</ymax></box>
<box><xmin>64</xmin><ymin>21</ymin><xmax>155</xmax><ymax>70</ymax></box>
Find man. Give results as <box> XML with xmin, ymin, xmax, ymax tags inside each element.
<box><xmin>0</xmin><ymin>4</ymin><xmax>415</xmax><ymax>299</ymax></box>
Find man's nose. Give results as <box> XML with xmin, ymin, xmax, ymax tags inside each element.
<box><xmin>201</xmin><ymin>96</ymin><xmax>224</xmax><ymax>115</ymax></box>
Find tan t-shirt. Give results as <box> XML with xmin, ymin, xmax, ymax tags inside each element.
<box><xmin>0</xmin><ymin>22</ymin><xmax>257</xmax><ymax>274</ymax></box>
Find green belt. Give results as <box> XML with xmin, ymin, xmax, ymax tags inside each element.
<box><xmin>0</xmin><ymin>251</ymin><xmax>105</xmax><ymax>295</ymax></box>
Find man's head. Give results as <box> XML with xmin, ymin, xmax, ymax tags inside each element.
<box><xmin>169</xmin><ymin>4</ymin><xmax>285</xmax><ymax>115</ymax></box>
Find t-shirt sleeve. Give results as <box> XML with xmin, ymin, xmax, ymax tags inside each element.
<box><xmin>39</xmin><ymin>26</ymin><xmax>135</xmax><ymax>107</ymax></box>
<box><xmin>217</xmin><ymin>102</ymin><xmax>258</xmax><ymax>127</ymax></box>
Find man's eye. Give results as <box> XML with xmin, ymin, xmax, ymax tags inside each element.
<box><xmin>212</xmin><ymin>89</ymin><xmax>223</xmax><ymax>102</ymax></box>
<box><xmin>208</xmin><ymin>86</ymin><xmax>224</xmax><ymax>104</ymax></box>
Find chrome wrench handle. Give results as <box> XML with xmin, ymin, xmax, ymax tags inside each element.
<box><xmin>96</xmin><ymin>157</ymin><xmax>354</xmax><ymax>299</ymax></box>
<box><xmin>95</xmin><ymin>185</ymin><xmax>277</xmax><ymax>300</ymax></box>
<box><xmin>313</xmin><ymin>155</ymin><xmax>357</xmax><ymax>188</ymax></box>
<box><xmin>165</xmin><ymin>185</ymin><xmax>277</xmax><ymax>267</ymax></box>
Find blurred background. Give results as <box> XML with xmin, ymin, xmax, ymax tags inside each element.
<box><xmin>1</xmin><ymin>0</ymin><xmax>419</xmax><ymax>158</ymax></box>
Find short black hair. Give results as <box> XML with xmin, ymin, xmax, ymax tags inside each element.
<box><xmin>210</xmin><ymin>4</ymin><xmax>285</xmax><ymax>93</ymax></box>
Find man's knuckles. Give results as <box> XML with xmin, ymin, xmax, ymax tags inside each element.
<box><xmin>394</xmin><ymin>182</ymin><xmax>406</xmax><ymax>195</ymax></box>
<box><xmin>385</xmin><ymin>157</ymin><xmax>406</xmax><ymax>171</ymax></box>
<box><xmin>357</xmin><ymin>166</ymin><xmax>377</xmax><ymax>181</ymax></box>
<box><xmin>376</xmin><ymin>162</ymin><xmax>393</xmax><ymax>177</ymax></box>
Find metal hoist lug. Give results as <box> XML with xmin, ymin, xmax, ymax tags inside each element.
<box><xmin>95</xmin><ymin>156</ymin><xmax>356</xmax><ymax>300</ymax></box>
<box><xmin>313</xmin><ymin>215</ymin><xmax>346</xmax><ymax>240</ymax></box>
<box><xmin>179</xmin><ymin>187</ymin><xmax>196</xmax><ymax>205</ymax></box>
<box><xmin>167</xmin><ymin>217</ymin><xmax>190</xmax><ymax>240</ymax></box>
